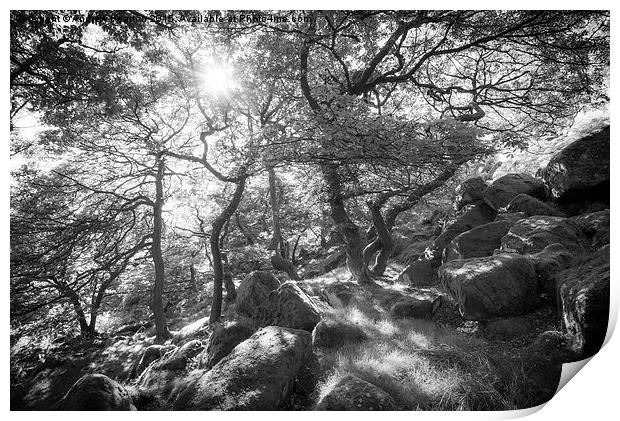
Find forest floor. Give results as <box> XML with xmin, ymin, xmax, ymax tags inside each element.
<box><xmin>11</xmin><ymin>261</ymin><xmax>562</xmax><ymax>411</ymax></box>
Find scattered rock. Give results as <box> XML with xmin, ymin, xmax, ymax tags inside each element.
<box><xmin>236</xmin><ymin>271</ymin><xmax>281</xmax><ymax>320</ymax></box>
<box><xmin>132</xmin><ymin>344</ymin><xmax>171</xmax><ymax>379</ymax></box>
<box><xmin>320</xmin><ymin>282</ymin><xmax>358</xmax><ymax>308</ymax></box>
<box><xmin>454</xmin><ymin>176</ymin><xmax>487</xmax><ymax>211</ymax></box>
<box><xmin>500</xmin><ymin>215</ymin><xmax>586</xmax><ymax>254</ymax></box>
<box><xmin>505</xmin><ymin>194</ymin><xmax>564</xmax><ymax>217</ymax></box>
<box><xmin>482</xmin><ymin>173</ymin><xmax>548</xmax><ymax>210</ymax></box>
<box><xmin>200</xmin><ymin>318</ymin><xmax>257</xmax><ymax>369</ymax></box>
<box><xmin>527</xmin><ymin>243</ymin><xmax>575</xmax><ymax>296</ymax></box>
<box><xmin>439</xmin><ymin>254</ymin><xmax>540</xmax><ymax>320</ymax></box>
<box><xmin>540</xmin><ymin>126</ymin><xmax>610</xmax><ymax>213</ymax></box>
<box><xmin>495</xmin><ymin>212</ymin><xmax>528</xmax><ymax>224</ymax></box>
<box><xmin>315</xmin><ymin>375</ymin><xmax>397</xmax><ymax>410</ymax></box>
<box><xmin>426</xmin><ymin>202</ymin><xmax>497</xmax><ymax>266</ymax></box>
<box><xmin>390</xmin><ymin>295</ymin><xmax>442</xmax><ymax>320</ymax></box>
<box><xmin>312</xmin><ymin>318</ymin><xmax>367</xmax><ymax>349</ymax></box>
<box><xmin>558</xmin><ymin>245</ymin><xmax>610</xmax><ymax>358</ymax></box>
<box><xmin>152</xmin><ymin>340</ymin><xmax>204</xmax><ymax>371</ymax></box>
<box><xmin>442</xmin><ymin>220</ymin><xmax>512</xmax><ymax>263</ymax></box>
<box><xmin>268</xmin><ymin>282</ymin><xmax>322</xmax><ymax>332</ymax></box>
<box><xmin>58</xmin><ymin>374</ymin><xmax>136</xmax><ymax>411</ymax></box>
<box><xmin>173</xmin><ymin>326</ymin><xmax>313</xmax><ymax>410</ymax></box>
<box><xmin>397</xmin><ymin>259</ymin><xmax>434</xmax><ymax>286</ymax></box>
<box><xmin>573</xmin><ymin>209</ymin><xmax>610</xmax><ymax>249</ymax></box>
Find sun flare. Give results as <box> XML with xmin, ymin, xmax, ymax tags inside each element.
<box><xmin>200</xmin><ymin>65</ymin><xmax>236</xmax><ymax>95</ymax></box>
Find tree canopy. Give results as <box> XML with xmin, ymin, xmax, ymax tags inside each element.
<box><xmin>10</xmin><ymin>10</ymin><xmax>609</xmax><ymax>337</ymax></box>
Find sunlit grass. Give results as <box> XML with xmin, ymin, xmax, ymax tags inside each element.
<box><xmin>314</xmin><ymin>305</ymin><xmax>522</xmax><ymax>410</ymax></box>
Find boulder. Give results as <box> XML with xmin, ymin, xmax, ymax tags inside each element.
<box><xmin>315</xmin><ymin>375</ymin><xmax>397</xmax><ymax>410</ymax></box>
<box><xmin>500</xmin><ymin>215</ymin><xmax>586</xmax><ymax>255</ymax></box>
<box><xmin>200</xmin><ymin>318</ymin><xmax>256</xmax><ymax>369</ymax></box>
<box><xmin>268</xmin><ymin>281</ymin><xmax>322</xmax><ymax>332</ymax></box>
<box><xmin>540</xmin><ymin>126</ymin><xmax>610</xmax><ymax>213</ymax></box>
<box><xmin>397</xmin><ymin>259</ymin><xmax>434</xmax><ymax>286</ymax></box>
<box><xmin>426</xmin><ymin>202</ymin><xmax>497</xmax><ymax>266</ymax></box>
<box><xmin>558</xmin><ymin>245</ymin><xmax>610</xmax><ymax>358</ymax></box>
<box><xmin>58</xmin><ymin>374</ymin><xmax>136</xmax><ymax>411</ymax></box>
<box><xmin>390</xmin><ymin>295</ymin><xmax>441</xmax><ymax>320</ymax></box>
<box><xmin>442</xmin><ymin>220</ymin><xmax>512</xmax><ymax>263</ymax></box>
<box><xmin>505</xmin><ymin>194</ymin><xmax>564</xmax><ymax>217</ymax></box>
<box><xmin>173</xmin><ymin>326</ymin><xmax>313</xmax><ymax>410</ymax></box>
<box><xmin>20</xmin><ymin>357</ymin><xmax>90</xmax><ymax>410</ymax></box>
<box><xmin>453</xmin><ymin>176</ymin><xmax>487</xmax><ymax>210</ymax></box>
<box><xmin>495</xmin><ymin>212</ymin><xmax>528</xmax><ymax>224</ymax></box>
<box><xmin>132</xmin><ymin>344</ymin><xmax>175</xmax><ymax>379</ymax></box>
<box><xmin>439</xmin><ymin>254</ymin><xmax>539</xmax><ymax>320</ymax></box>
<box><xmin>573</xmin><ymin>209</ymin><xmax>610</xmax><ymax>249</ymax></box>
<box><xmin>312</xmin><ymin>318</ymin><xmax>367</xmax><ymax>349</ymax></box>
<box><xmin>527</xmin><ymin>243</ymin><xmax>575</xmax><ymax>296</ymax></box>
<box><xmin>152</xmin><ymin>340</ymin><xmax>204</xmax><ymax>371</ymax></box>
<box><xmin>482</xmin><ymin>173</ymin><xmax>547</xmax><ymax>210</ymax></box>
<box><xmin>320</xmin><ymin>282</ymin><xmax>358</xmax><ymax>308</ymax></box>
<box><xmin>235</xmin><ymin>271</ymin><xmax>281</xmax><ymax>320</ymax></box>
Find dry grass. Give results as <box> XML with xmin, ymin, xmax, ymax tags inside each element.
<box><xmin>313</xmin><ymin>306</ymin><xmax>531</xmax><ymax>411</ymax></box>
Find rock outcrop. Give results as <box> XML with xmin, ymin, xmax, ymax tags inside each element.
<box><xmin>315</xmin><ymin>375</ymin><xmax>397</xmax><ymax>410</ymax></box>
<box><xmin>500</xmin><ymin>215</ymin><xmax>586</xmax><ymax>254</ymax></box>
<box><xmin>397</xmin><ymin>259</ymin><xmax>434</xmax><ymax>286</ymax></box>
<box><xmin>426</xmin><ymin>202</ymin><xmax>497</xmax><ymax>266</ymax></box>
<box><xmin>235</xmin><ymin>271</ymin><xmax>281</xmax><ymax>320</ymax></box>
<box><xmin>199</xmin><ymin>318</ymin><xmax>256</xmax><ymax>369</ymax></box>
<box><xmin>389</xmin><ymin>295</ymin><xmax>442</xmax><ymax>320</ymax></box>
<box><xmin>453</xmin><ymin>176</ymin><xmax>487</xmax><ymax>211</ymax></box>
<box><xmin>58</xmin><ymin>374</ymin><xmax>136</xmax><ymax>411</ymax></box>
<box><xmin>482</xmin><ymin>173</ymin><xmax>547</xmax><ymax>210</ymax></box>
<box><xmin>540</xmin><ymin>126</ymin><xmax>610</xmax><ymax>214</ymax></box>
<box><xmin>504</xmin><ymin>194</ymin><xmax>563</xmax><ymax>217</ymax></box>
<box><xmin>267</xmin><ymin>281</ymin><xmax>322</xmax><ymax>332</ymax></box>
<box><xmin>558</xmin><ymin>245</ymin><xmax>610</xmax><ymax>358</ymax></box>
<box><xmin>439</xmin><ymin>254</ymin><xmax>539</xmax><ymax>320</ymax></box>
<box><xmin>312</xmin><ymin>318</ymin><xmax>367</xmax><ymax>349</ymax></box>
<box><xmin>173</xmin><ymin>326</ymin><xmax>313</xmax><ymax>410</ymax></box>
<box><xmin>573</xmin><ymin>209</ymin><xmax>610</xmax><ymax>249</ymax></box>
<box><xmin>442</xmin><ymin>220</ymin><xmax>512</xmax><ymax>263</ymax></box>
<box><xmin>527</xmin><ymin>243</ymin><xmax>575</xmax><ymax>296</ymax></box>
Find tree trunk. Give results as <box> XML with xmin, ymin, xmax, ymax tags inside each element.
<box><xmin>189</xmin><ymin>264</ymin><xmax>197</xmax><ymax>291</ymax></box>
<box><xmin>152</xmin><ymin>155</ymin><xmax>170</xmax><ymax>340</ymax></box>
<box><xmin>366</xmin><ymin>203</ymin><xmax>394</xmax><ymax>275</ymax></box>
<box><xmin>321</xmin><ymin>163</ymin><xmax>373</xmax><ymax>284</ymax></box>
<box><xmin>267</xmin><ymin>166</ymin><xmax>285</xmax><ymax>255</ymax></box>
<box><xmin>209</xmin><ymin>175</ymin><xmax>247</xmax><ymax>323</ymax></box>
<box><xmin>365</xmin><ymin>166</ymin><xmax>459</xmax><ymax>276</ymax></box>
<box><xmin>60</xmin><ymin>285</ymin><xmax>92</xmax><ymax>337</ymax></box>
<box><xmin>88</xmin><ymin>279</ymin><xmax>111</xmax><ymax>335</ymax></box>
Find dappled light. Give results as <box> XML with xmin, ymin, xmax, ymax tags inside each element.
<box><xmin>10</xmin><ymin>9</ymin><xmax>609</xmax><ymax>412</ymax></box>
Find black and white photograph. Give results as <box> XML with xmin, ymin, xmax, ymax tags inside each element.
<box><xmin>8</xmin><ymin>7</ymin><xmax>612</xmax><ymax>413</ymax></box>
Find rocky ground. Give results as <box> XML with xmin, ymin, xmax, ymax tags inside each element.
<box><xmin>10</xmin><ymin>125</ymin><xmax>610</xmax><ymax>411</ymax></box>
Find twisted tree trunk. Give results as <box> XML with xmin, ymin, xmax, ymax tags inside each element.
<box><xmin>209</xmin><ymin>175</ymin><xmax>246</xmax><ymax>323</ymax></box>
<box><xmin>365</xmin><ymin>166</ymin><xmax>458</xmax><ymax>276</ymax></box>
